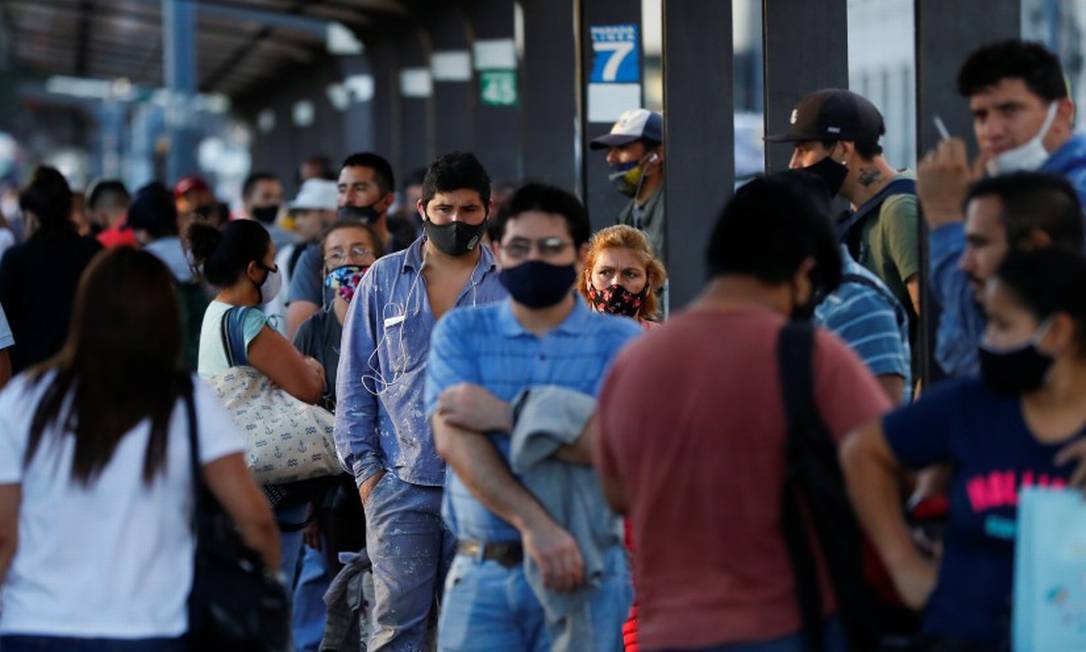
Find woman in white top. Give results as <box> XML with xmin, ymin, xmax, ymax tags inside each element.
<box><xmin>0</xmin><ymin>247</ymin><xmax>278</xmax><ymax>651</ymax></box>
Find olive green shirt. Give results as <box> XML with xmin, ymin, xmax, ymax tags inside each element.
<box><xmin>851</xmin><ymin>172</ymin><xmax>919</xmax><ymax>322</ymax></box>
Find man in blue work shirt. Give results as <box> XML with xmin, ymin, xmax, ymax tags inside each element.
<box><xmin>919</xmin><ymin>171</ymin><xmax>1083</xmax><ymax>377</ymax></box>
<box><xmin>919</xmin><ymin>39</ymin><xmax>1086</xmax><ymax>377</ymax></box>
<box><xmin>333</xmin><ymin>152</ymin><xmax>506</xmax><ymax>651</ymax></box>
<box><xmin>426</xmin><ymin>183</ymin><xmax>640</xmax><ymax>650</ymax></box>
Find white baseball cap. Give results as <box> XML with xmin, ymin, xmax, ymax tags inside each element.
<box><xmin>590</xmin><ymin>108</ymin><xmax>664</xmax><ymax>149</ymax></box>
<box><xmin>290</xmin><ymin>178</ymin><xmax>338</xmax><ymax>211</ymax></box>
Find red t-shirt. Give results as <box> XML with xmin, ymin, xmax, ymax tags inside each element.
<box><xmin>595</xmin><ymin>307</ymin><xmax>891</xmax><ymax>650</ymax></box>
<box><xmin>97</xmin><ymin>221</ymin><xmax>138</xmax><ymax>248</ymax></box>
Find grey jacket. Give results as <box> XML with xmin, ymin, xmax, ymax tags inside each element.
<box><xmin>321</xmin><ymin>549</ymin><xmax>374</xmax><ymax>652</ymax></box>
<box><xmin>510</xmin><ymin>385</ymin><xmax>625</xmax><ymax>652</ymax></box>
<box><xmin>617</xmin><ymin>187</ymin><xmax>665</xmax><ymax>264</ymax></box>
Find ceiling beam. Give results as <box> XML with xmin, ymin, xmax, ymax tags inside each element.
<box><xmin>74</xmin><ymin>0</ymin><xmax>93</xmax><ymax>76</ymax></box>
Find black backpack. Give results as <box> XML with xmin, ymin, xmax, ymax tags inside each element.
<box><xmin>777</xmin><ymin>321</ymin><xmax>916</xmax><ymax>651</ymax></box>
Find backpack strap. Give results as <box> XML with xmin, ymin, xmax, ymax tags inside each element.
<box><xmin>219</xmin><ymin>306</ymin><xmax>252</xmax><ymax>368</ymax></box>
<box><xmin>777</xmin><ymin>321</ymin><xmax>827</xmax><ymax>652</ymax></box>
<box><xmin>835</xmin><ymin>178</ymin><xmax>917</xmax><ymax>246</ymax></box>
<box><xmin>778</xmin><ymin>321</ymin><xmax>878</xmax><ymax>651</ymax></box>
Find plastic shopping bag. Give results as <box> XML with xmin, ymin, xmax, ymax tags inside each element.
<box><xmin>1014</xmin><ymin>487</ymin><xmax>1086</xmax><ymax>652</ymax></box>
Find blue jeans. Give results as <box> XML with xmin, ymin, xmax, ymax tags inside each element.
<box><xmin>0</xmin><ymin>636</ymin><xmax>185</xmax><ymax>652</ymax></box>
<box><xmin>654</xmin><ymin>617</ymin><xmax>848</xmax><ymax>652</ymax></box>
<box><xmin>363</xmin><ymin>472</ymin><xmax>455</xmax><ymax>651</ymax></box>
<box><xmin>437</xmin><ymin>544</ymin><xmax>632</xmax><ymax>651</ymax></box>
<box><xmin>292</xmin><ymin>536</ymin><xmax>332</xmax><ymax>652</ymax></box>
<box><xmin>276</xmin><ymin>501</ymin><xmax>308</xmax><ymax>584</ymax></box>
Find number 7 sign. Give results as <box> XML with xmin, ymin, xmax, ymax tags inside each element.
<box><xmin>590</xmin><ymin>25</ymin><xmax>640</xmax><ymax>84</ymax></box>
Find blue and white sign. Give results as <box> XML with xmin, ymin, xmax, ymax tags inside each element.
<box><xmin>590</xmin><ymin>25</ymin><xmax>639</xmax><ymax>84</ymax></box>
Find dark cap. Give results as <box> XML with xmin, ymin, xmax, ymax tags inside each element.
<box><xmin>764</xmin><ymin>89</ymin><xmax>885</xmax><ymax>144</ymax></box>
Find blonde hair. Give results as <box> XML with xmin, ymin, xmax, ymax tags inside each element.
<box><xmin>578</xmin><ymin>225</ymin><xmax>667</xmax><ymax>319</ymax></box>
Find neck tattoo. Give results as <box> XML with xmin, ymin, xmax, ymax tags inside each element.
<box><xmin>858</xmin><ymin>168</ymin><xmax>882</xmax><ymax>187</ymax></box>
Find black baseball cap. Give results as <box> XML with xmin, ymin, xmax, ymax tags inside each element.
<box><xmin>764</xmin><ymin>89</ymin><xmax>885</xmax><ymax>144</ymax></box>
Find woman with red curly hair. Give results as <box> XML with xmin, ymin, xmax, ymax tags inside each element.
<box><xmin>577</xmin><ymin>224</ymin><xmax>667</xmax><ymax>329</ymax></box>
<box><xmin>578</xmin><ymin>224</ymin><xmax>667</xmax><ymax>652</ymax></box>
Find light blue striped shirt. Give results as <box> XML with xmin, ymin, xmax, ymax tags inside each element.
<box><xmin>816</xmin><ymin>247</ymin><xmax>911</xmax><ymax>402</ymax></box>
<box><xmin>0</xmin><ymin>302</ymin><xmax>12</xmax><ymax>350</ymax></box>
<box><xmin>425</xmin><ymin>296</ymin><xmax>642</xmax><ymax>542</ymax></box>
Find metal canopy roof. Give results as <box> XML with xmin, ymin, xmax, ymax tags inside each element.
<box><xmin>1</xmin><ymin>0</ymin><xmax>407</xmax><ymax>99</ymax></box>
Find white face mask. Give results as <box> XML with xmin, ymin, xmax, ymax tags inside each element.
<box><xmin>986</xmin><ymin>102</ymin><xmax>1059</xmax><ymax>176</ymax></box>
<box><xmin>258</xmin><ymin>265</ymin><xmax>282</xmax><ymax>303</ymax></box>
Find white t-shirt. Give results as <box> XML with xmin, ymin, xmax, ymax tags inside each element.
<box><xmin>0</xmin><ymin>372</ymin><xmax>245</xmax><ymax>638</ymax></box>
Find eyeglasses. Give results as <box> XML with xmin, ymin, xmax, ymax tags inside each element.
<box><xmin>324</xmin><ymin>245</ymin><xmax>373</xmax><ymax>266</ymax></box>
<box><xmin>499</xmin><ymin>237</ymin><xmax>573</xmax><ymax>260</ymax></box>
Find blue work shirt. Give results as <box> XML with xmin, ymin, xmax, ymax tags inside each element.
<box><xmin>334</xmin><ymin>236</ymin><xmax>506</xmax><ymax>488</ymax></box>
<box><xmin>816</xmin><ymin>247</ymin><xmax>912</xmax><ymax>402</ymax></box>
<box><xmin>930</xmin><ymin>134</ymin><xmax>1086</xmax><ymax>378</ymax></box>
<box><xmin>425</xmin><ymin>296</ymin><xmax>642</xmax><ymax>543</ymax></box>
<box><xmin>0</xmin><ymin>301</ymin><xmax>12</xmax><ymax>350</ymax></box>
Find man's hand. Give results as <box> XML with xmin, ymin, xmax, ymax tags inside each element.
<box><xmin>358</xmin><ymin>469</ymin><xmax>387</xmax><ymax>504</ymax></box>
<box><xmin>917</xmin><ymin>137</ymin><xmax>987</xmax><ymax>230</ymax></box>
<box><xmin>302</xmin><ymin>518</ymin><xmax>322</xmax><ymax>551</ymax></box>
<box><xmin>437</xmin><ymin>383</ymin><xmax>514</xmax><ymax>433</ymax></box>
<box><xmin>521</xmin><ymin>516</ymin><xmax>585</xmax><ymax>593</ymax></box>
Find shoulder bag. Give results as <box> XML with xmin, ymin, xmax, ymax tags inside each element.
<box><xmin>205</xmin><ymin>306</ymin><xmax>342</xmax><ymax>485</ymax></box>
<box><xmin>183</xmin><ymin>380</ymin><xmax>291</xmax><ymax>651</ymax></box>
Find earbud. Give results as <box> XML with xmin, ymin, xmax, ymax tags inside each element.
<box><xmin>648</xmin><ymin>153</ymin><xmax>660</xmax><ymax>163</ymax></box>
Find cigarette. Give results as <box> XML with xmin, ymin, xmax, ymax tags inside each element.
<box><xmin>933</xmin><ymin>116</ymin><xmax>950</xmax><ymax>141</ymax></box>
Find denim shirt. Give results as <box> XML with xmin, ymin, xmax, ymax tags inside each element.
<box><xmin>930</xmin><ymin>222</ymin><xmax>984</xmax><ymax>378</ymax></box>
<box><xmin>929</xmin><ymin>134</ymin><xmax>1086</xmax><ymax>378</ymax></box>
<box><xmin>334</xmin><ymin>237</ymin><xmax>506</xmax><ymax>488</ymax></box>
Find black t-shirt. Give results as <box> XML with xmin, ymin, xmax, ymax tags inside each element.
<box><xmin>0</xmin><ymin>232</ymin><xmax>101</xmax><ymax>373</ymax></box>
<box><xmin>292</xmin><ymin>307</ymin><xmax>343</xmax><ymax>411</ymax></box>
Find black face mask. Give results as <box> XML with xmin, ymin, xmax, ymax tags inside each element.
<box><xmin>978</xmin><ymin>339</ymin><xmax>1054</xmax><ymax>394</ymax></box>
<box><xmin>789</xmin><ymin>279</ymin><xmax>820</xmax><ymax>322</ymax></box>
<box><xmin>425</xmin><ymin>219</ymin><xmax>486</xmax><ymax>257</ymax></box>
<box><xmin>499</xmin><ymin>260</ymin><xmax>576</xmax><ymax>309</ymax></box>
<box><xmin>251</xmin><ymin>205</ymin><xmax>280</xmax><ymax>224</ymax></box>
<box><xmin>803</xmin><ymin>155</ymin><xmax>849</xmax><ymax>197</ymax></box>
<box><xmin>194</xmin><ymin>204</ymin><xmax>215</xmax><ymax>220</ymax></box>
<box><xmin>338</xmin><ymin>204</ymin><xmax>381</xmax><ymax>224</ymax></box>
<box><xmin>790</xmin><ymin>302</ymin><xmax>816</xmax><ymax>322</ymax></box>
<box><xmin>586</xmin><ymin>283</ymin><xmax>648</xmax><ymax>318</ymax></box>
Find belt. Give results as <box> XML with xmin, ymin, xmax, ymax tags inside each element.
<box><xmin>457</xmin><ymin>540</ymin><xmax>524</xmax><ymax>568</ymax></box>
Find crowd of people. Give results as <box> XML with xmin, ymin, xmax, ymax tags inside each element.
<box><xmin>0</xmin><ymin>37</ymin><xmax>1084</xmax><ymax>652</ymax></box>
